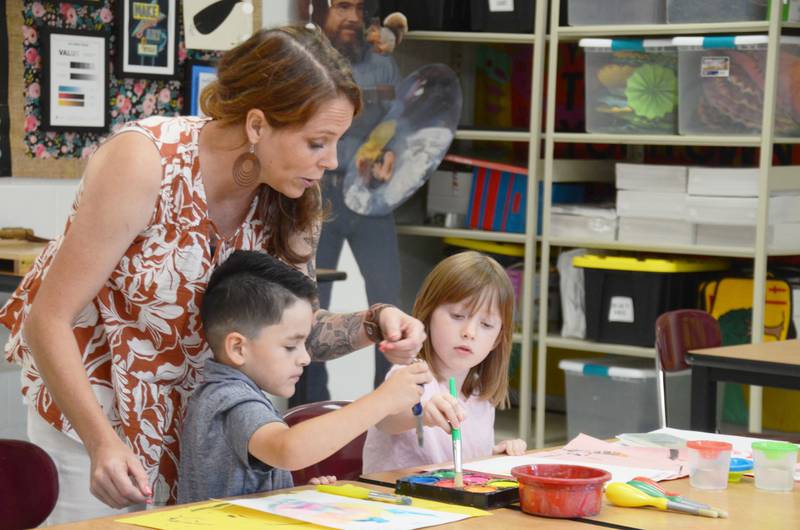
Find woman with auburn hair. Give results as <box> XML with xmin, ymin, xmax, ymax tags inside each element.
<box><xmin>0</xmin><ymin>26</ymin><xmax>424</xmax><ymax>524</ymax></box>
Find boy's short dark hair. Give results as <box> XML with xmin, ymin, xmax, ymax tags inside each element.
<box><xmin>201</xmin><ymin>251</ymin><xmax>318</xmax><ymax>357</ymax></box>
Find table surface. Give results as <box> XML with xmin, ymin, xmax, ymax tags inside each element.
<box><xmin>689</xmin><ymin>339</ymin><xmax>800</xmax><ymax>366</ymax></box>
<box><xmin>362</xmin><ymin>456</ymin><xmax>800</xmax><ymax>530</ymax></box>
<box><xmin>46</xmin><ymin>481</ymin><xmax>582</xmax><ymax>530</ymax></box>
<box><xmin>45</xmin><ymin>451</ymin><xmax>800</xmax><ymax>530</ymax></box>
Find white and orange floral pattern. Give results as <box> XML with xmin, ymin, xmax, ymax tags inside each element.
<box><xmin>0</xmin><ymin>115</ymin><xmax>311</xmax><ymax>503</ymax></box>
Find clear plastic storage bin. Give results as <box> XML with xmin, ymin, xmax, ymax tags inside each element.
<box><xmin>667</xmin><ymin>0</ymin><xmax>767</xmax><ymax>23</ymax></box>
<box><xmin>581</xmin><ymin>39</ymin><xmax>678</xmax><ymax>134</ymax></box>
<box><xmin>568</xmin><ymin>0</ymin><xmax>664</xmax><ymax>26</ymax></box>
<box><xmin>675</xmin><ymin>36</ymin><xmax>800</xmax><ymax>136</ymax></box>
<box><xmin>559</xmin><ymin>356</ymin><xmax>691</xmax><ymax>440</ymax></box>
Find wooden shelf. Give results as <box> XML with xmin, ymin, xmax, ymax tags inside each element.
<box><xmin>557</xmin><ymin>21</ymin><xmax>770</xmax><ymax>40</ymax></box>
<box><xmin>551</xmin><ymin>132</ymin><xmax>762</xmax><ymax>147</ymax></box>
<box><xmin>546</xmin><ymin>238</ymin><xmax>758</xmax><ymax>258</ymax></box>
<box><xmin>405</xmin><ymin>30</ymin><xmax>536</xmax><ymax>44</ymax></box>
<box><xmin>546</xmin><ymin>336</ymin><xmax>655</xmax><ymax>358</ymax></box>
<box><xmin>455</xmin><ymin>129</ymin><xmax>532</xmax><ymax>142</ymax></box>
<box><xmin>395</xmin><ymin>225</ymin><xmax>527</xmax><ymax>243</ymax></box>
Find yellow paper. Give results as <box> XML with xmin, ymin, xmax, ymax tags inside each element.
<box><xmin>117</xmin><ymin>494</ymin><xmax>490</xmax><ymax>530</ymax></box>
<box><xmin>410</xmin><ymin>497</ymin><xmax>491</xmax><ymax>517</ymax></box>
<box><xmin>117</xmin><ymin>501</ymin><xmax>318</xmax><ymax>530</ymax></box>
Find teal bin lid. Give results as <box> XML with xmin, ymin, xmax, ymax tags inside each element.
<box><xmin>559</xmin><ymin>357</ymin><xmax>656</xmax><ymax>379</ymax></box>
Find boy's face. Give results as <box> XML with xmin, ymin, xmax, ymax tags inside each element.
<box><xmin>240</xmin><ymin>299</ymin><xmax>314</xmax><ymax>397</ymax></box>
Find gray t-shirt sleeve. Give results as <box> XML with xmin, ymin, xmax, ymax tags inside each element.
<box><xmin>223</xmin><ymin>399</ymin><xmax>286</xmax><ymax>469</ymax></box>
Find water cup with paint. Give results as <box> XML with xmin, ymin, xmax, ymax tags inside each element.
<box><xmin>687</xmin><ymin>440</ymin><xmax>732</xmax><ymax>490</ymax></box>
<box><xmin>751</xmin><ymin>441</ymin><xmax>799</xmax><ymax>492</ymax></box>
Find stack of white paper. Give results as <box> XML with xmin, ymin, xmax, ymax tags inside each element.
<box><xmin>616</xmin><ymin>190</ymin><xmax>688</xmax><ymax>220</ymax></box>
<box><xmin>696</xmin><ymin>223</ymin><xmax>800</xmax><ymax>250</ymax></box>
<box><xmin>686</xmin><ymin>194</ymin><xmax>800</xmax><ymax>226</ymax></box>
<box><xmin>618</xmin><ymin>217</ymin><xmax>695</xmax><ymax>245</ymax></box>
<box><xmin>550</xmin><ymin>204</ymin><xmax>617</xmax><ymax>241</ymax></box>
<box><xmin>616</xmin><ymin>163</ymin><xmax>688</xmax><ymax>192</ymax></box>
<box><xmin>687</xmin><ymin>166</ymin><xmax>760</xmax><ymax>197</ymax></box>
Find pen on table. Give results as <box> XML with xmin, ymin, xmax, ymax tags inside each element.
<box><xmin>411</xmin><ymin>358</ymin><xmax>424</xmax><ymax>447</ymax></box>
<box><xmin>317</xmin><ymin>484</ymin><xmax>412</xmax><ymax>505</ymax></box>
<box><xmin>449</xmin><ymin>376</ymin><xmax>463</xmax><ymax>488</ymax></box>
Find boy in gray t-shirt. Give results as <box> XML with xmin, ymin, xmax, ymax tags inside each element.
<box><xmin>177</xmin><ymin>251</ymin><xmax>430</xmax><ymax>504</ymax></box>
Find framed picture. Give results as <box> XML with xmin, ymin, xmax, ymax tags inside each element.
<box><xmin>41</xmin><ymin>28</ymin><xmax>109</xmax><ymax>132</ymax></box>
<box><xmin>116</xmin><ymin>0</ymin><xmax>177</xmax><ymax>79</ymax></box>
<box><xmin>183</xmin><ymin>61</ymin><xmax>217</xmax><ymax>117</ymax></box>
<box><xmin>183</xmin><ymin>0</ymin><xmax>254</xmax><ymax>51</ymax></box>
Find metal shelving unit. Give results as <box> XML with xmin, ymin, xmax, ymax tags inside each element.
<box><xmin>395</xmin><ymin>225</ymin><xmax>527</xmax><ymax>243</ymax></box>
<box><xmin>405</xmin><ymin>30</ymin><xmax>537</xmax><ymax>44</ymax></box>
<box><xmin>534</xmin><ymin>0</ymin><xmax>794</xmax><ymax>448</ymax></box>
<box><xmin>545</xmin><ymin>336</ymin><xmax>655</xmax><ymax>359</ymax></box>
<box><xmin>395</xmin><ymin>5</ymin><xmax>549</xmax><ymax>443</ymax></box>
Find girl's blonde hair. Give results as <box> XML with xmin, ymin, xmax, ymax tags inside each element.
<box><xmin>413</xmin><ymin>251</ymin><xmax>515</xmax><ymax>408</ymax></box>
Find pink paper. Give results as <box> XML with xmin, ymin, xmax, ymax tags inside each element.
<box><xmin>537</xmin><ymin>434</ymin><xmax>688</xmax><ymax>477</ymax></box>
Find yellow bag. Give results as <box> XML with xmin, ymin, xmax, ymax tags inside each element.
<box><xmin>703</xmin><ymin>277</ymin><xmax>799</xmax><ymax>431</ymax></box>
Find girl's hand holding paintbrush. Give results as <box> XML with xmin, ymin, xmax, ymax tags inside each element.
<box><xmin>422</xmin><ymin>393</ymin><xmax>465</xmax><ymax>432</ymax></box>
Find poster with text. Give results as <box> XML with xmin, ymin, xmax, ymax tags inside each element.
<box><xmin>43</xmin><ymin>30</ymin><xmax>108</xmax><ymax>132</ymax></box>
<box><xmin>118</xmin><ymin>0</ymin><xmax>177</xmax><ymax>78</ymax></box>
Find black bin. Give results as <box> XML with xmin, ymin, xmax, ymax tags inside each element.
<box><xmin>469</xmin><ymin>0</ymin><xmax>534</xmax><ymax>33</ymax></box>
<box><xmin>380</xmin><ymin>1</ymin><xmax>470</xmax><ymax>31</ymax></box>
<box><xmin>574</xmin><ymin>255</ymin><xmax>728</xmax><ymax>347</ymax></box>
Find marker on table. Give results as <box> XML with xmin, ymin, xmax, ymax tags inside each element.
<box><xmin>449</xmin><ymin>376</ymin><xmax>463</xmax><ymax>488</ymax></box>
<box><xmin>317</xmin><ymin>484</ymin><xmax>412</xmax><ymax>505</ymax></box>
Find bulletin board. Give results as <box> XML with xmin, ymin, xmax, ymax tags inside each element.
<box><xmin>5</xmin><ymin>1</ymin><xmax>262</xmax><ymax>179</ymax></box>
<box><xmin>0</xmin><ymin>1</ymin><xmax>11</xmax><ymax>176</ymax></box>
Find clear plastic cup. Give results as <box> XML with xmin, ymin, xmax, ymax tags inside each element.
<box><xmin>687</xmin><ymin>440</ymin><xmax>732</xmax><ymax>490</ymax></box>
<box><xmin>752</xmin><ymin>441</ymin><xmax>799</xmax><ymax>492</ymax></box>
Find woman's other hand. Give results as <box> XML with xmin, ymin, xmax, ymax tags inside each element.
<box><xmin>88</xmin><ymin>437</ymin><xmax>153</xmax><ymax>508</ymax></box>
<box><xmin>377</xmin><ymin>306</ymin><xmax>426</xmax><ymax>364</ymax></box>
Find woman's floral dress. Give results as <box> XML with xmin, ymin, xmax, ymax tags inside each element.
<box><xmin>0</xmin><ymin>115</ymin><xmax>314</xmax><ymax>503</ymax></box>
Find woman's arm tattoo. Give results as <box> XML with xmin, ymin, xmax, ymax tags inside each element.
<box><xmin>306</xmin><ymin>309</ymin><xmax>369</xmax><ymax>361</ymax></box>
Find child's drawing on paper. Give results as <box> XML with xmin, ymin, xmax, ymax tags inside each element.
<box><xmin>230</xmin><ymin>490</ymin><xmax>469</xmax><ymax>530</ymax></box>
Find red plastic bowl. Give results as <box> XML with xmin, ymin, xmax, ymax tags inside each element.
<box><xmin>510</xmin><ymin>464</ymin><xmax>612</xmax><ymax>518</ymax></box>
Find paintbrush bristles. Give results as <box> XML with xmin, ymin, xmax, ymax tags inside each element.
<box><xmin>697</xmin><ymin>508</ymin><xmax>720</xmax><ymax>518</ymax></box>
<box><xmin>454</xmin><ymin>472</ymin><xmax>463</xmax><ymax>488</ymax></box>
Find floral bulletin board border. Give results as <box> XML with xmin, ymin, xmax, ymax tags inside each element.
<box><xmin>21</xmin><ymin>1</ymin><xmax>221</xmax><ymax>161</ymax></box>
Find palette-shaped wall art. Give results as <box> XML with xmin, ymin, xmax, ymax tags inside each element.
<box><xmin>395</xmin><ymin>469</ymin><xmax>519</xmax><ymax>509</ymax></box>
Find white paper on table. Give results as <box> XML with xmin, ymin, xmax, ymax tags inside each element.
<box><xmin>465</xmin><ymin>455</ymin><xmax>676</xmax><ymax>485</ymax></box>
<box><xmin>639</xmin><ymin>428</ymin><xmax>800</xmax><ymax>481</ymax></box>
<box><xmin>228</xmin><ymin>491</ymin><xmax>469</xmax><ymax>530</ymax></box>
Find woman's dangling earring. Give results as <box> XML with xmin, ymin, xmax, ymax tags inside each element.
<box><xmin>232</xmin><ymin>143</ymin><xmax>261</xmax><ymax>187</ymax></box>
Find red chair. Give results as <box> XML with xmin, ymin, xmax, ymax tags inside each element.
<box><xmin>654</xmin><ymin>309</ymin><xmax>721</xmax><ymax>429</ymax></box>
<box><xmin>283</xmin><ymin>400</ymin><xmax>366</xmax><ymax>485</ymax></box>
<box><xmin>0</xmin><ymin>439</ymin><xmax>59</xmax><ymax>529</ymax></box>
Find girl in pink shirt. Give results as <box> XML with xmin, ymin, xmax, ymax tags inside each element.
<box><xmin>363</xmin><ymin>251</ymin><xmax>527</xmax><ymax>473</ymax></box>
